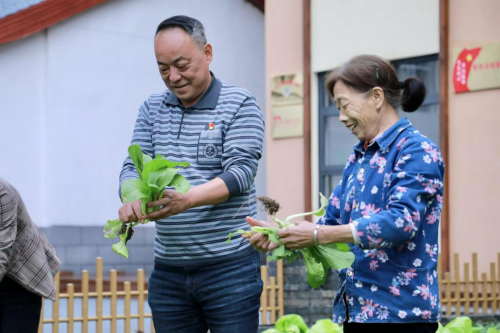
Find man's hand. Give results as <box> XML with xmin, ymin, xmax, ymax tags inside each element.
<box><xmin>243</xmin><ymin>217</ymin><xmax>279</xmax><ymax>253</ymax></box>
<box><xmin>278</xmin><ymin>220</ymin><xmax>315</xmax><ymax>250</ymax></box>
<box><xmin>144</xmin><ymin>190</ymin><xmax>191</xmax><ymax>221</ymax></box>
<box><xmin>118</xmin><ymin>199</ymin><xmax>145</xmax><ymax>224</ymax></box>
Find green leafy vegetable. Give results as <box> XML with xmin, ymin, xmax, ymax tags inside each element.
<box><xmin>284</xmin><ymin>192</ymin><xmax>329</xmax><ymax>223</ymax></box>
<box><xmin>250</xmin><ymin>226</ymin><xmax>281</xmax><ymax>243</ymax></box>
<box><xmin>128</xmin><ymin>144</ymin><xmax>144</xmax><ymax>180</ymax></box>
<box><xmin>148</xmin><ymin>168</ymin><xmax>178</xmax><ymax>192</ymax></box>
<box><xmin>104</xmin><ymin>144</ymin><xmax>191</xmax><ymax>258</ymax></box>
<box><xmin>275</xmin><ymin>314</ymin><xmax>308</xmax><ymax>333</ymax></box>
<box><xmin>264</xmin><ymin>315</ymin><xmax>498</xmax><ymax>333</ymax></box>
<box><xmin>436</xmin><ymin>316</ymin><xmax>480</xmax><ymax>333</ymax></box>
<box><xmin>143</xmin><ymin>154</ymin><xmax>152</xmax><ymax>165</ymax></box>
<box><xmin>301</xmin><ymin>248</ymin><xmax>327</xmax><ymax>288</ymax></box>
<box><xmin>226</xmin><ymin>193</ymin><xmax>355</xmax><ymax>288</ymax></box>
<box><xmin>121</xmin><ymin>179</ymin><xmax>152</xmax><ymax>203</ymax></box>
<box><xmin>170</xmin><ymin>174</ymin><xmax>190</xmax><ymax>194</ymax></box>
<box><xmin>262</xmin><ymin>314</ymin><xmax>342</xmax><ymax>333</ymax></box>
<box><xmin>309</xmin><ymin>243</ymin><xmax>355</xmax><ymax>270</ymax></box>
<box><xmin>309</xmin><ymin>319</ymin><xmax>342</xmax><ymax>333</ymax></box>
<box><xmin>103</xmin><ymin>218</ymin><xmax>122</xmax><ymax>239</ymax></box>
<box><xmin>268</xmin><ymin>243</ymin><xmax>297</xmax><ymax>262</ymax></box>
<box><xmin>111</xmin><ymin>233</ymin><xmax>129</xmax><ymax>258</ymax></box>
<box><xmin>226</xmin><ymin>229</ymin><xmax>253</xmax><ymax>244</ymax></box>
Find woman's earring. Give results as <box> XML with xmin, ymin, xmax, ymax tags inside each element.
<box><xmin>376</xmin><ymin>107</ymin><xmax>380</xmax><ymax>112</ymax></box>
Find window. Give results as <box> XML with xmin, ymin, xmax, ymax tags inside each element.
<box><xmin>318</xmin><ymin>54</ymin><xmax>439</xmax><ymax>197</ymax></box>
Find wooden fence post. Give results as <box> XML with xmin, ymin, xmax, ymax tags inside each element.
<box><xmin>110</xmin><ymin>269</ymin><xmax>117</xmax><ymax>333</ymax></box>
<box><xmin>67</xmin><ymin>283</ymin><xmax>74</xmax><ymax>333</ymax></box>
<box><xmin>82</xmin><ymin>270</ymin><xmax>89</xmax><ymax>333</ymax></box>
<box><xmin>278</xmin><ymin>259</ymin><xmax>284</xmax><ymax>318</ymax></box>
<box><xmin>52</xmin><ymin>272</ymin><xmax>60</xmax><ymax>333</ymax></box>
<box><xmin>260</xmin><ymin>266</ymin><xmax>268</xmax><ymax>325</ymax></box>
<box><xmin>125</xmin><ymin>281</ymin><xmax>131</xmax><ymax>333</ymax></box>
<box><xmin>138</xmin><ymin>269</ymin><xmax>145</xmax><ymax>332</ymax></box>
<box><xmin>96</xmin><ymin>257</ymin><xmax>103</xmax><ymax>333</ymax></box>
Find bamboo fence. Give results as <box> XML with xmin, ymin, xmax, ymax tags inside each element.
<box><xmin>38</xmin><ymin>257</ymin><xmax>284</xmax><ymax>332</ymax></box>
<box><xmin>439</xmin><ymin>253</ymin><xmax>500</xmax><ymax>316</ymax></box>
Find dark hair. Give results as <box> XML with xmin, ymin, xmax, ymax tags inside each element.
<box><xmin>325</xmin><ymin>55</ymin><xmax>426</xmax><ymax>112</ymax></box>
<box><xmin>155</xmin><ymin>15</ymin><xmax>207</xmax><ymax>50</ymax></box>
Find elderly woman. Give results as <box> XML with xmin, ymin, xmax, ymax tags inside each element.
<box><xmin>245</xmin><ymin>55</ymin><xmax>444</xmax><ymax>333</ymax></box>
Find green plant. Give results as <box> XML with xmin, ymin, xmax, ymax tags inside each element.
<box><xmin>103</xmin><ymin>144</ymin><xmax>190</xmax><ymax>258</ymax></box>
<box><xmin>261</xmin><ymin>314</ymin><xmax>342</xmax><ymax>333</ymax></box>
<box><xmin>437</xmin><ymin>317</ymin><xmax>500</xmax><ymax>333</ymax></box>
<box><xmin>227</xmin><ymin>194</ymin><xmax>354</xmax><ymax>288</ymax></box>
<box><xmin>472</xmin><ymin>322</ymin><xmax>500</xmax><ymax>333</ymax></box>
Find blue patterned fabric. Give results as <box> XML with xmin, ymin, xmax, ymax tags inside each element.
<box><xmin>320</xmin><ymin>117</ymin><xmax>445</xmax><ymax>324</ymax></box>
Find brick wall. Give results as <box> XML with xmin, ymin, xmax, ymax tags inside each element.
<box><xmin>280</xmin><ymin>259</ymin><xmax>340</xmax><ymax>326</ymax></box>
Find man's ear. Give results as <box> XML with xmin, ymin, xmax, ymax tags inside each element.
<box><xmin>204</xmin><ymin>44</ymin><xmax>213</xmax><ymax>65</ymax></box>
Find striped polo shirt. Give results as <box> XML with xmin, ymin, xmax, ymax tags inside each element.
<box><xmin>119</xmin><ymin>73</ymin><xmax>265</xmax><ymax>266</ymax></box>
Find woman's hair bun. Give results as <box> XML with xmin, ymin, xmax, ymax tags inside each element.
<box><xmin>401</xmin><ymin>76</ymin><xmax>426</xmax><ymax>112</ymax></box>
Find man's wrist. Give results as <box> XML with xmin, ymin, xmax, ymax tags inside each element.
<box><xmin>183</xmin><ymin>190</ymin><xmax>196</xmax><ymax>210</ymax></box>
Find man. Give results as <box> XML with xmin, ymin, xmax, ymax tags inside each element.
<box><xmin>118</xmin><ymin>16</ymin><xmax>265</xmax><ymax>333</ymax></box>
<box><xmin>0</xmin><ymin>178</ymin><xmax>60</xmax><ymax>333</ymax></box>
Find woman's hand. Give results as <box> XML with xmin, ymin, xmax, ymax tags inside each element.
<box><xmin>278</xmin><ymin>221</ymin><xmax>316</xmax><ymax>250</ymax></box>
<box><xmin>243</xmin><ymin>217</ymin><xmax>277</xmax><ymax>253</ymax></box>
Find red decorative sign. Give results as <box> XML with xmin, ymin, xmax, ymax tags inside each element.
<box><xmin>452</xmin><ymin>43</ymin><xmax>500</xmax><ymax>93</ymax></box>
<box><xmin>453</xmin><ymin>47</ymin><xmax>482</xmax><ymax>93</ymax></box>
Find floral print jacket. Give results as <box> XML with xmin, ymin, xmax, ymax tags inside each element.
<box><xmin>320</xmin><ymin>118</ymin><xmax>445</xmax><ymax>324</ymax></box>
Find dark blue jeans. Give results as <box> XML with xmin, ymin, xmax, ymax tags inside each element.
<box><xmin>148</xmin><ymin>251</ymin><xmax>263</xmax><ymax>333</ymax></box>
<box><xmin>0</xmin><ymin>276</ymin><xmax>42</xmax><ymax>333</ymax></box>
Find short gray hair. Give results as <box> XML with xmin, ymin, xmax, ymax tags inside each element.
<box><xmin>155</xmin><ymin>15</ymin><xmax>207</xmax><ymax>50</ymax></box>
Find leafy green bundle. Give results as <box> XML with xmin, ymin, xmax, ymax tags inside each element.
<box><xmin>226</xmin><ymin>194</ymin><xmax>355</xmax><ymax>288</ymax></box>
<box><xmin>103</xmin><ymin>144</ymin><xmax>190</xmax><ymax>258</ymax></box>
<box><xmin>262</xmin><ymin>314</ymin><xmax>342</xmax><ymax>333</ymax></box>
<box><xmin>262</xmin><ymin>314</ymin><xmax>500</xmax><ymax>333</ymax></box>
<box><xmin>437</xmin><ymin>317</ymin><xmax>500</xmax><ymax>333</ymax></box>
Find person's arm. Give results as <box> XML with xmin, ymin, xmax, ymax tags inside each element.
<box><xmin>0</xmin><ymin>185</ymin><xmax>18</xmax><ymax>282</ymax></box>
<box><xmin>277</xmin><ymin>222</ymin><xmax>355</xmax><ymax>250</ymax></box>
<box><xmin>144</xmin><ymin>178</ymin><xmax>230</xmax><ymax>220</ymax></box>
<box><xmin>217</xmin><ymin>96</ymin><xmax>265</xmax><ymax>199</ymax></box>
<box><xmin>183</xmin><ymin>177</ymin><xmax>229</xmax><ymax>207</ymax></box>
<box><xmin>146</xmin><ymin>96</ymin><xmax>265</xmax><ymax>220</ymax></box>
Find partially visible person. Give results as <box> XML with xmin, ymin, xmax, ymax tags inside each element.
<box><xmin>245</xmin><ymin>55</ymin><xmax>444</xmax><ymax>333</ymax></box>
<box><xmin>0</xmin><ymin>178</ymin><xmax>60</xmax><ymax>333</ymax></box>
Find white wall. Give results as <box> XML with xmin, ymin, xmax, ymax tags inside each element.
<box><xmin>0</xmin><ymin>32</ymin><xmax>46</xmax><ymax>224</ymax></box>
<box><xmin>0</xmin><ymin>0</ymin><xmax>265</xmax><ymax>226</ymax></box>
<box><xmin>310</xmin><ymin>0</ymin><xmax>439</xmax><ymax>211</ymax></box>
